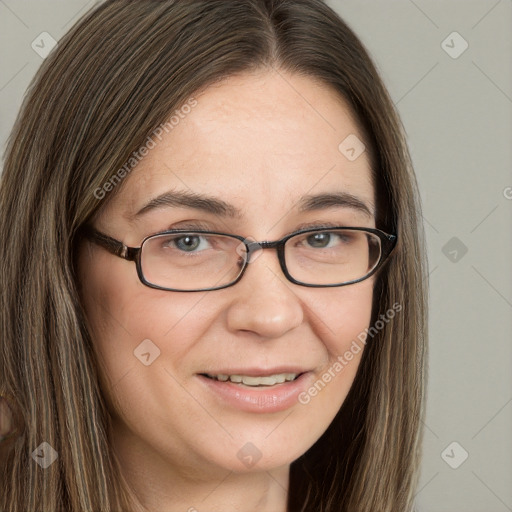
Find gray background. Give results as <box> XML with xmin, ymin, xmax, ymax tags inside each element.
<box><xmin>1</xmin><ymin>1</ymin><xmax>511</xmax><ymax>511</ymax></box>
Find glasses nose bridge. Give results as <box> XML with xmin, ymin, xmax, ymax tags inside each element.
<box><xmin>243</xmin><ymin>238</ymin><xmax>284</xmax><ymax>264</ymax></box>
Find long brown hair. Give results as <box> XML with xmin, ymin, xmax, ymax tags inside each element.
<box><xmin>0</xmin><ymin>1</ymin><xmax>428</xmax><ymax>510</ymax></box>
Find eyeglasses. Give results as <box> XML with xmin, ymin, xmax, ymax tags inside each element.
<box><xmin>82</xmin><ymin>225</ymin><xmax>397</xmax><ymax>292</ymax></box>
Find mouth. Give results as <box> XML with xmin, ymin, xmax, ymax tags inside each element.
<box><xmin>196</xmin><ymin>369</ymin><xmax>312</xmax><ymax>413</ymax></box>
<box><xmin>200</xmin><ymin>372</ymin><xmax>303</xmax><ymax>387</ymax></box>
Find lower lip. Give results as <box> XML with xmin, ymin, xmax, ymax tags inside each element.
<box><xmin>197</xmin><ymin>373</ymin><xmax>312</xmax><ymax>413</ymax></box>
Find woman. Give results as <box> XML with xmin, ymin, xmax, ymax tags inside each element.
<box><xmin>0</xmin><ymin>1</ymin><xmax>428</xmax><ymax>511</ymax></box>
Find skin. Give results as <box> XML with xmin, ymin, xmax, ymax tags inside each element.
<box><xmin>78</xmin><ymin>68</ymin><xmax>376</xmax><ymax>512</ymax></box>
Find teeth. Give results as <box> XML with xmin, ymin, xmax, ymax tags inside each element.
<box><xmin>208</xmin><ymin>373</ymin><xmax>298</xmax><ymax>386</ymax></box>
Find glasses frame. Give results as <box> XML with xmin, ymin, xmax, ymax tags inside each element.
<box><xmin>82</xmin><ymin>225</ymin><xmax>397</xmax><ymax>292</ymax></box>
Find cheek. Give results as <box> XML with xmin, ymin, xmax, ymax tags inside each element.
<box><xmin>310</xmin><ymin>277</ymin><xmax>374</xmax><ymax>356</ymax></box>
<box><xmin>299</xmin><ymin>278</ymin><xmax>374</xmax><ymax>412</ymax></box>
<box><xmin>77</xmin><ymin>245</ymin><xmax>212</xmax><ymax>388</ymax></box>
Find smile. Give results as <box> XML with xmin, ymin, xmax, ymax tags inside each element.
<box><xmin>197</xmin><ymin>371</ymin><xmax>312</xmax><ymax>413</ymax></box>
<box><xmin>203</xmin><ymin>373</ymin><xmax>300</xmax><ymax>386</ymax></box>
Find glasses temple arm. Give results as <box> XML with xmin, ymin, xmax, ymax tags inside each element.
<box><xmin>81</xmin><ymin>226</ymin><xmax>137</xmax><ymax>260</ymax></box>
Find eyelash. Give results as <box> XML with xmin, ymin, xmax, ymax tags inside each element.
<box><xmin>293</xmin><ymin>221</ymin><xmax>346</xmax><ymax>232</ymax></box>
<box><xmin>165</xmin><ymin>221</ymin><xmax>215</xmax><ymax>232</ymax></box>
<box><xmin>155</xmin><ymin>220</ymin><xmax>348</xmax><ymax>237</ymax></box>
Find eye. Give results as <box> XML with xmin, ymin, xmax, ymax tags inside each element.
<box><xmin>305</xmin><ymin>232</ymin><xmax>350</xmax><ymax>249</ymax></box>
<box><xmin>163</xmin><ymin>234</ymin><xmax>212</xmax><ymax>253</ymax></box>
<box><xmin>306</xmin><ymin>232</ymin><xmax>331</xmax><ymax>248</ymax></box>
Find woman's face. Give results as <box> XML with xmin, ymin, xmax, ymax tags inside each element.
<box><xmin>78</xmin><ymin>70</ymin><xmax>376</xmax><ymax>479</ymax></box>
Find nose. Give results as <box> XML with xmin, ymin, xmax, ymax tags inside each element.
<box><xmin>225</xmin><ymin>248</ymin><xmax>304</xmax><ymax>338</ymax></box>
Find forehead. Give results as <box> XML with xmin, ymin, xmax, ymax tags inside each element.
<box><xmin>105</xmin><ymin>69</ymin><xmax>374</xmax><ymax>227</ymax></box>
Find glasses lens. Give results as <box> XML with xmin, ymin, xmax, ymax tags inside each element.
<box><xmin>140</xmin><ymin>232</ymin><xmax>244</xmax><ymax>290</ymax></box>
<box><xmin>139</xmin><ymin>228</ymin><xmax>385</xmax><ymax>291</ymax></box>
<box><xmin>284</xmin><ymin>229</ymin><xmax>382</xmax><ymax>285</ymax></box>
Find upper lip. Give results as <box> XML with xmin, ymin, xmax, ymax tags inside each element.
<box><xmin>199</xmin><ymin>366</ymin><xmax>310</xmax><ymax>377</ymax></box>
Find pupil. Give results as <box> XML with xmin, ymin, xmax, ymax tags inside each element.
<box><xmin>307</xmin><ymin>233</ymin><xmax>330</xmax><ymax>248</ymax></box>
<box><xmin>177</xmin><ymin>235</ymin><xmax>200</xmax><ymax>251</ymax></box>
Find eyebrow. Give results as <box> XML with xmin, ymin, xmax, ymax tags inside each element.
<box><xmin>299</xmin><ymin>192</ymin><xmax>374</xmax><ymax>218</ymax></box>
<box><xmin>132</xmin><ymin>189</ymin><xmax>374</xmax><ymax>219</ymax></box>
<box><xmin>133</xmin><ymin>190</ymin><xmax>243</xmax><ymax>219</ymax></box>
